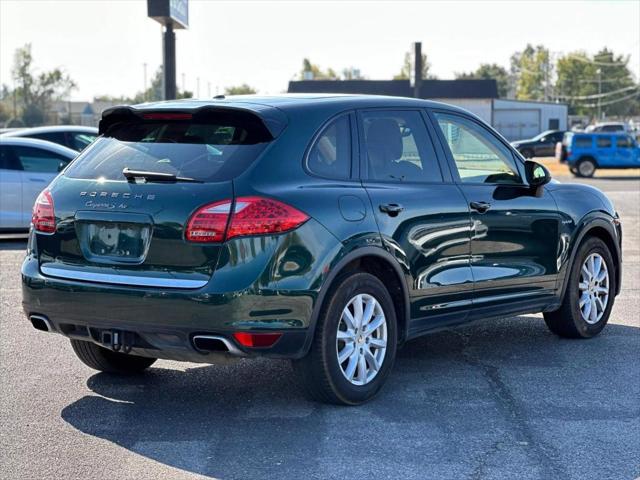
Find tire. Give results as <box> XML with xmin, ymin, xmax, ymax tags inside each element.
<box><xmin>293</xmin><ymin>272</ymin><xmax>398</xmax><ymax>405</ymax></box>
<box><xmin>569</xmin><ymin>166</ymin><xmax>578</xmax><ymax>176</ymax></box>
<box><xmin>521</xmin><ymin>148</ymin><xmax>534</xmax><ymax>159</ymax></box>
<box><xmin>70</xmin><ymin>339</ymin><xmax>157</xmax><ymax>374</ymax></box>
<box><xmin>544</xmin><ymin>237</ymin><xmax>616</xmax><ymax>338</ymax></box>
<box><xmin>576</xmin><ymin>158</ymin><xmax>597</xmax><ymax>178</ymax></box>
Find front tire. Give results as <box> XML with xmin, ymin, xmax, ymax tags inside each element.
<box><xmin>70</xmin><ymin>339</ymin><xmax>157</xmax><ymax>374</ymax></box>
<box><xmin>293</xmin><ymin>272</ymin><xmax>398</xmax><ymax>405</ymax></box>
<box><xmin>544</xmin><ymin>237</ymin><xmax>615</xmax><ymax>338</ymax></box>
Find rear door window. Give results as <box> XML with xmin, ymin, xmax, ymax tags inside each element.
<box><xmin>0</xmin><ymin>146</ymin><xmax>22</xmax><ymax>171</ymax></box>
<box><xmin>13</xmin><ymin>146</ymin><xmax>70</xmax><ymax>173</ymax></box>
<box><xmin>361</xmin><ymin>110</ymin><xmax>442</xmax><ymax>183</ymax></box>
<box><xmin>616</xmin><ymin>136</ymin><xmax>633</xmax><ymax>148</ymax></box>
<box><xmin>28</xmin><ymin>131</ymin><xmax>68</xmax><ymax>146</ymax></box>
<box><xmin>65</xmin><ymin>111</ymin><xmax>273</xmax><ymax>183</ymax></box>
<box><xmin>596</xmin><ymin>136</ymin><xmax>612</xmax><ymax>148</ymax></box>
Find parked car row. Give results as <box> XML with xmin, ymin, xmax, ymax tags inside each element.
<box><xmin>0</xmin><ymin>126</ymin><xmax>98</xmax><ymax>231</ymax></box>
<box><xmin>511</xmin><ymin>126</ymin><xmax>640</xmax><ymax>177</ymax></box>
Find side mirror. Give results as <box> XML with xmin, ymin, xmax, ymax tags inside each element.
<box><xmin>524</xmin><ymin>160</ymin><xmax>551</xmax><ymax>187</ymax></box>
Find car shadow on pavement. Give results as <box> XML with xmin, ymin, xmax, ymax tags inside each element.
<box><xmin>0</xmin><ymin>239</ymin><xmax>27</xmax><ymax>250</ymax></box>
<box><xmin>60</xmin><ymin>315</ymin><xmax>640</xmax><ymax>480</ymax></box>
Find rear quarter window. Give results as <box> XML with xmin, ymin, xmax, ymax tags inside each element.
<box><xmin>65</xmin><ymin>111</ymin><xmax>273</xmax><ymax>183</ymax></box>
<box><xmin>574</xmin><ymin>136</ymin><xmax>593</xmax><ymax>148</ymax></box>
<box><xmin>596</xmin><ymin>136</ymin><xmax>612</xmax><ymax>148</ymax></box>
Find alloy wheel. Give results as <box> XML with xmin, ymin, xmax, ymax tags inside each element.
<box><xmin>578</xmin><ymin>253</ymin><xmax>610</xmax><ymax>325</ymax></box>
<box><xmin>336</xmin><ymin>293</ymin><xmax>388</xmax><ymax>386</ymax></box>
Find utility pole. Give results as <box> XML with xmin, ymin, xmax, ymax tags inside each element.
<box><xmin>413</xmin><ymin>42</ymin><xmax>422</xmax><ymax>99</ymax></box>
<box><xmin>182</xmin><ymin>73</ymin><xmax>186</xmax><ymax>93</ymax></box>
<box><xmin>143</xmin><ymin>63</ymin><xmax>148</xmax><ymax>101</ymax></box>
<box><xmin>597</xmin><ymin>68</ymin><xmax>602</xmax><ymax>120</ymax></box>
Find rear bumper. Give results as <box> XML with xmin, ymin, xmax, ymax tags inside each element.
<box><xmin>21</xmin><ymin>220</ymin><xmax>343</xmax><ymax>362</ymax></box>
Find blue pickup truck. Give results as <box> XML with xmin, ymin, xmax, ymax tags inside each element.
<box><xmin>557</xmin><ymin>132</ymin><xmax>640</xmax><ymax>177</ymax></box>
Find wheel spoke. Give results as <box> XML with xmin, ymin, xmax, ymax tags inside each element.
<box><xmin>344</xmin><ymin>351</ymin><xmax>358</xmax><ymax>380</ymax></box>
<box><xmin>337</xmin><ymin>329</ymin><xmax>355</xmax><ymax>341</ymax></box>
<box><xmin>579</xmin><ymin>292</ymin><xmax>590</xmax><ymax>308</ymax></box>
<box><xmin>595</xmin><ymin>286</ymin><xmax>608</xmax><ymax>295</ymax></box>
<box><xmin>582</xmin><ymin>264</ymin><xmax>592</xmax><ymax>280</ymax></box>
<box><xmin>588</xmin><ymin>255</ymin><xmax>596</xmax><ymax>277</ymax></box>
<box><xmin>364</xmin><ymin>315</ymin><xmax>385</xmax><ymax>336</ymax></box>
<box><xmin>356</xmin><ymin>351</ymin><xmax>367</xmax><ymax>383</ymax></box>
<box><xmin>368</xmin><ymin>337</ymin><xmax>387</xmax><ymax>349</ymax></box>
<box><xmin>596</xmin><ymin>270</ymin><xmax>608</xmax><ymax>283</ymax></box>
<box><xmin>341</xmin><ymin>308</ymin><xmax>356</xmax><ymax>331</ymax></box>
<box><xmin>582</xmin><ymin>297</ymin><xmax>592</xmax><ymax>318</ymax></box>
<box><xmin>364</xmin><ymin>348</ymin><xmax>380</xmax><ymax>373</ymax></box>
<box><xmin>593</xmin><ymin>256</ymin><xmax>602</xmax><ymax>278</ymax></box>
<box><xmin>338</xmin><ymin>342</ymin><xmax>355</xmax><ymax>364</ymax></box>
<box><xmin>361</xmin><ymin>298</ymin><xmax>376</xmax><ymax>326</ymax></box>
<box><xmin>578</xmin><ymin>281</ymin><xmax>589</xmax><ymax>291</ymax></box>
<box><xmin>595</xmin><ymin>296</ymin><xmax>605</xmax><ymax>312</ymax></box>
<box><xmin>589</xmin><ymin>298</ymin><xmax>598</xmax><ymax>322</ymax></box>
<box><xmin>353</xmin><ymin>295</ymin><xmax>364</xmax><ymax>328</ymax></box>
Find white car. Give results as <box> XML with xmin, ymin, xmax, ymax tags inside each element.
<box><xmin>0</xmin><ymin>137</ymin><xmax>77</xmax><ymax>231</ymax></box>
<box><xmin>1</xmin><ymin>125</ymin><xmax>98</xmax><ymax>152</ymax></box>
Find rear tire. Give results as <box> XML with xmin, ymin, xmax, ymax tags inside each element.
<box><xmin>576</xmin><ymin>158</ymin><xmax>596</xmax><ymax>178</ymax></box>
<box><xmin>544</xmin><ymin>237</ymin><xmax>615</xmax><ymax>338</ymax></box>
<box><xmin>293</xmin><ymin>272</ymin><xmax>398</xmax><ymax>405</ymax></box>
<box><xmin>70</xmin><ymin>339</ymin><xmax>157</xmax><ymax>374</ymax></box>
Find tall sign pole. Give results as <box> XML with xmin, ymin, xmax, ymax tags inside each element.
<box><xmin>148</xmin><ymin>0</ymin><xmax>189</xmax><ymax>100</ymax></box>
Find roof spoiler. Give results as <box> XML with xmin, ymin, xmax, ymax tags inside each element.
<box><xmin>99</xmin><ymin>105</ymin><xmax>287</xmax><ymax>138</ymax></box>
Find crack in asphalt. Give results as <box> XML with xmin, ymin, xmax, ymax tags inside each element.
<box><xmin>455</xmin><ymin>331</ymin><xmax>568</xmax><ymax>480</ymax></box>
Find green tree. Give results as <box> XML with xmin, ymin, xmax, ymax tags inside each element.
<box><xmin>556</xmin><ymin>48</ymin><xmax>638</xmax><ymax>117</ymax></box>
<box><xmin>455</xmin><ymin>63</ymin><xmax>510</xmax><ymax>98</ymax></box>
<box><xmin>224</xmin><ymin>84</ymin><xmax>257</xmax><ymax>95</ymax></box>
<box><xmin>299</xmin><ymin>58</ymin><xmax>339</xmax><ymax>80</ymax></box>
<box><xmin>393</xmin><ymin>50</ymin><xmax>435</xmax><ymax>80</ymax></box>
<box><xmin>11</xmin><ymin>44</ymin><xmax>76</xmax><ymax>126</ymax></box>
<box><xmin>95</xmin><ymin>67</ymin><xmax>192</xmax><ymax>104</ymax></box>
<box><xmin>510</xmin><ymin>44</ymin><xmax>551</xmax><ymax>101</ymax></box>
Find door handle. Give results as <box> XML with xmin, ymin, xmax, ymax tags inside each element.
<box><xmin>28</xmin><ymin>178</ymin><xmax>46</xmax><ymax>183</ymax></box>
<box><xmin>469</xmin><ymin>201</ymin><xmax>491</xmax><ymax>213</ymax></box>
<box><xmin>379</xmin><ymin>203</ymin><xmax>404</xmax><ymax>216</ymax></box>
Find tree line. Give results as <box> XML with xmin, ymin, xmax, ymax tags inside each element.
<box><xmin>300</xmin><ymin>44</ymin><xmax>639</xmax><ymax>118</ymax></box>
<box><xmin>1</xmin><ymin>43</ymin><xmax>637</xmax><ymax>127</ymax></box>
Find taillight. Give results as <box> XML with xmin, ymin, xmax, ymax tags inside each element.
<box><xmin>233</xmin><ymin>332</ymin><xmax>282</xmax><ymax>348</ymax></box>
<box><xmin>185</xmin><ymin>200</ymin><xmax>232</xmax><ymax>242</ymax></box>
<box><xmin>227</xmin><ymin>196</ymin><xmax>309</xmax><ymax>240</ymax></box>
<box><xmin>32</xmin><ymin>190</ymin><xmax>56</xmax><ymax>233</ymax></box>
<box><xmin>185</xmin><ymin>196</ymin><xmax>308</xmax><ymax>243</ymax></box>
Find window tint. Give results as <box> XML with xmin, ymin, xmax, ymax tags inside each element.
<box><xmin>362</xmin><ymin>110</ymin><xmax>441</xmax><ymax>183</ymax></box>
<box><xmin>616</xmin><ymin>136</ymin><xmax>633</xmax><ymax>148</ymax></box>
<box><xmin>434</xmin><ymin>112</ymin><xmax>521</xmax><ymax>184</ymax></box>
<box><xmin>0</xmin><ymin>146</ymin><xmax>22</xmax><ymax>171</ymax></box>
<box><xmin>596</xmin><ymin>136</ymin><xmax>612</xmax><ymax>148</ymax></box>
<box><xmin>29</xmin><ymin>131</ymin><xmax>68</xmax><ymax>146</ymax></box>
<box><xmin>13</xmin><ymin>146</ymin><xmax>70</xmax><ymax>173</ymax></box>
<box><xmin>65</xmin><ymin>112</ymin><xmax>273</xmax><ymax>182</ymax></box>
<box><xmin>307</xmin><ymin>115</ymin><xmax>351</xmax><ymax>179</ymax></box>
<box><xmin>70</xmin><ymin>132</ymin><xmax>97</xmax><ymax>151</ymax></box>
<box><xmin>601</xmin><ymin>124</ymin><xmax>623</xmax><ymax>132</ymax></box>
<box><xmin>574</xmin><ymin>136</ymin><xmax>592</xmax><ymax>148</ymax></box>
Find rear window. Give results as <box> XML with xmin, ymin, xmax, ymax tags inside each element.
<box><xmin>65</xmin><ymin>111</ymin><xmax>273</xmax><ymax>182</ymax></box>
<box><xmin>574</xmin><ymin>136</ymin><xmax>592</xmax><ymax>148</ymax></box>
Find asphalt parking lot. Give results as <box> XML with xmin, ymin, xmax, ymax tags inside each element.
<box><xmin>1</xmin><ymin>175</ymin><xmax>638</xmax><ymax>480</ymax></box>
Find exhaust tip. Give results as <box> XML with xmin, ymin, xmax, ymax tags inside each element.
<box><xmin>29</xmin><ymin>315</ymin><xmax>52</xmax><ymax>332</ymax></box>
<box><xmin>192</xmin><ymin>335</ymin><xmax>243</xmax><ymax>356</ymax></box>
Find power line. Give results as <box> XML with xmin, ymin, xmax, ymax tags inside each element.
<box><xmin>580</xmin><ymin>90</ymin><xmax>639</xmax><ymax>108</ymax></box>
<box><xmin>555</xmin><ymin>85</ymin><xmax>638</xmax><ymax>101</ymax></box>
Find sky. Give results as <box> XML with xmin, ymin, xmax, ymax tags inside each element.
<box><xmin>1</xmin><ymin>0</ymin><xmax>639</xmax><ymax>101</ymax></box>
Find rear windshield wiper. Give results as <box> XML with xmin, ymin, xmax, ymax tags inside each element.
<box><xmin>122</xmin><ymin>168</ymin><xmax>203</xmax><ymax>183</ymax></box>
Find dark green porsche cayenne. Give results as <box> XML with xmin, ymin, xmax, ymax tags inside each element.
<box><xmin>22</xmin><ymin>95</ymin><xmax>622</xmax><ymax>405</ymax></box>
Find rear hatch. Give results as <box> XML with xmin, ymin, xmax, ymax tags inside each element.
<box><xmin>35</xmin><ymin>107</ymin><xmax>278</xmax><ymax>288</ymax></box>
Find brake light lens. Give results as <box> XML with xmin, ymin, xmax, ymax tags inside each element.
<box><xmin>185</xmin><ymin>196</ymin><xmax>308</xmax><ymax>243</ymax></box>
<box><xmin>32</xmin><ymin>190</ymin><xmax>56</xmax><ymax>233</ymax></box>
<box><xmin>227</xmin><ymin>196</ymin><xmax>309</xmax><ymax>240</ymax></box>
<box><xmin>185</xmin><ymin>200</ymin><xmax>232</xmax><ymax>242</ymax></box>
<box><xmin>142</xmin><ymin>112</ymin><xmax>192</xmax><ymax>120</ymax></box>
<box><xmin>233</xmin><ymin>332</ymin><xmax>282</xmax><ymax>348</ymax></box>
